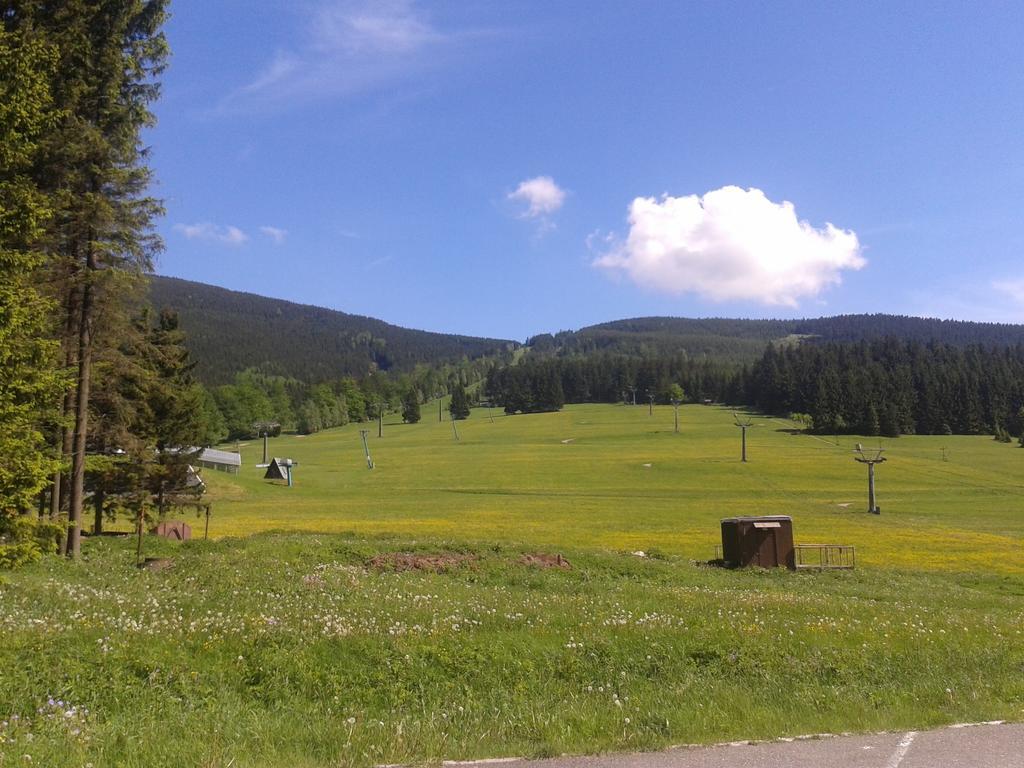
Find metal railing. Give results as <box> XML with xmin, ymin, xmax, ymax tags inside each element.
<box><xmin>794</xmin><ymin>544</ymin><xmax>855</xmax><ymax>569</ymax></box>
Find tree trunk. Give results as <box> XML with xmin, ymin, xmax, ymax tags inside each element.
<box><xmin>93</xmin><ymin>488</ymin><xmax>104</xmax><ymax>535</ymax></box>
<box><xmin>51</xmin><ymin>280</ymin><xmax>82</xmax><ymax>522</ymax></box>
<box><xmin>66</xmin><ymin>259</ymin><xmax>96</xmax><ymax>559</ymax></box>
<box><xmin>135</xmin><ymin>508</ymin><xmax>144</xmax><ymax>566</ymax></box>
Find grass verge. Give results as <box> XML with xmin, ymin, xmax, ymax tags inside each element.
<box><xmin>1</xmin><ymin>533</ymin><xmax>1022</xmax><ymax>766</ymax></box>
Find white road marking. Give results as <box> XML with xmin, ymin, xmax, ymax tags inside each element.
<box><xmin>884</xmin><ymin>731</ymin><xmax>917</xmax><ymax>768</ymax></box>
<box><xmin>950</xmin><ymin>720</ymin><xmax>1005</xmax><ymax>728</ymax></box>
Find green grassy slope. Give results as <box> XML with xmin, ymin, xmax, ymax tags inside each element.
<box><xmin>4</xmin><ymin>403</ymin><xmax>1024</xmax><ymax>766</ymax></box>
<box><xmin>203</xmin><ymin>403</ymin><xmax>1024</xmax><ymax>574</ymax></box>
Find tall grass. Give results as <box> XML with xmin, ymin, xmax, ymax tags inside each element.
<box><xmin>1</xmin><ymin>534</ymin><xmax>1022</xmax><ymax>766</ymax></box>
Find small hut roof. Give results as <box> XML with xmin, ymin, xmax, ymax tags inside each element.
<box><xmin>199</xmin><ymin>448</ymin><xmax>242</xmax><ymax>467</ymax></box>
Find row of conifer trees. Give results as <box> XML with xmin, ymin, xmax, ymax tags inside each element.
<box><xmin>485</xmin><ymin>341</ymin><xmax>1024</xmax><ymax>440</ymax></box>
<box><xmin>0</xmin><ymin>2</ymin><xmax>209</xmax><ymax>564</ymax></box>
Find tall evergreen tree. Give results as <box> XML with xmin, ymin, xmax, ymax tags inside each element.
<box><xmin>6</xmin><ymin>1</ymin><xmax>171</xmax><ymax>557</ymax></box>
<box><xmin>0</xmin><ymin>22</ymin><xmax>67</xmax><ymax>559</ymax></box>
<box><xmin>139</xmin><ymin>309</ymin><xmax>205</xmax><ymax>517</ymax></box>
<box><xmin>449</xmin><ymin>383</ymin><xmax>471</xmax><ymax>420</ymax></box>
<box><xmin>534</xmin><ymin>366</ymin><xmax>565</xmax><ymax>412</ymax></box>
<box><xmin>401</xmin><ymin>389</ymin><xmax>421</xmax><ymax>423</ymax></box>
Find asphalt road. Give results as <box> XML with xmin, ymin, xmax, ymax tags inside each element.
<box><xmin>441</xmin><ymin>722</ymin><xmax>1023</xmax><ymax>768</ymax></box>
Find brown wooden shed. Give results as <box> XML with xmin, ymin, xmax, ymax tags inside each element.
<box><xmin>720</xmin><ymin>515</ymin><xmax>795</xmax><ymax>569</ymax></box>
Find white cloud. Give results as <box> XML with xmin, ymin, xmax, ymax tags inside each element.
<box><xmin>223</xmin><ymin>1</ymin><xmax>469</xmax><ymax>111</ymax></box>
<box><xmin>592</xmin><ymin>186</ymin><xmax>865</xmax><ymax>306</ymax></box>
<box><xmin>260</xmin><ymin>226</ymin><xmax>288</xmax><ymax>244</ymax></box>
<box><xmin>316</xmin><ymin>0</ymin><xmax>442</xmax><ymax>55</ymax></box>
<box><xmin>508</xmin><ymin>176</ymin><xmax>567</xmax><ymax>219</ymax></box>
<box><xmin>993</xmin><ymin>278</ymin><xmax>1024</xmax><ymax>305</ymax></box>
<box><xmin>174</xmin><ymin>222</ymin><xmax>249</xmax><ymax>246</ymax></box>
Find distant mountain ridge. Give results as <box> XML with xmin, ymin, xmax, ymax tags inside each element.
<box><xmin>149</xmin><ymin>275</ymin><xmax>1024</xmax><ymax>385</ymax></box>
<box><xmin>529</xmin><ymin>314</ymin><xmax>1024</xmax><ymax>362</ymax></box>
<box><xmin>147</xmin><ymin>275</ymin><xmax>517</xmax><ymax>385</ymax></box>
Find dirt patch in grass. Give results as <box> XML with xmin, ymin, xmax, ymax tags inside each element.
<box><xmin>518</xmin><ymin>553</ymin><xmax>571</xmax><ymax>569</ymax></box>
<box><xmin>368</xmin><ymin>552</ymin><xmax>477</xmax><ymax>573</ymax></box>
<box><xmin>139</xmin><ymin>557</ymin><xmax>174</xmax><ymax>572</ymax></box>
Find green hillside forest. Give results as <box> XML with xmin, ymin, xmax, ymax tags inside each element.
<box><xmin>148</xmin><ymin>275</ymin><xmax>518</xmax><ymax>385</ymax></box>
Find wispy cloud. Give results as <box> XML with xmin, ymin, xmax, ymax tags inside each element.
<box><xmin>993</xmin><ymin>278</ymin><xmax>1024</xmax><ymax>305</ymax></box>
<box><xmin>593</xmin><ymin>186</ymin><xmax>865</xmax><ymax>307</ymax></box>
<box><xmin>260</xmin><ymin>225</ymin><xmax>288</xmax><ymax>245</ymax></box>
<box><xmin>909</xmin><ymin>280</ymin><xmax>1024</xmax><ymax>323</ymax></box>
<box><xmin>174</xmin><ymin>222</ymin><xmax>249</xmax><ymax>246</ymax></box>
<box><xmin>222</xmin><ymin>1</ymin><xmax>479</xmax><ymax>112</ymax></box>
<box><xmin>319</xmin><ymin>0</ymin><xmax>442</xmax><ymax>54</ymax></box>
<box><xmin>508</xmin><ymin>176</ymin><xmax>567</xmax><ymax>220</ymax></box>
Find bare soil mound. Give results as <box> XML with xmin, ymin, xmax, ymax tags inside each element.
<box><xmin>368</xmin><ymin>552</ymin><xmax>477</xmax><ymax>572</ymax></box>
<box><xmin>518</xmin><ymin>553</ymin><xmax>571</xmax><ymax>569</ymax></box>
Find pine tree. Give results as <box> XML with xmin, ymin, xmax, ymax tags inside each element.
<box><xmin>534</xmin><ymin>367</ymin><xmax>564</xmax><ymax>412</ymax></box>
<box><xmin>0</xmin><ymin>23</ymin><xmax>68</xmax><ymax>564</ymax></box>
<box><xmin>880</xmin><ymin>403</ymin><xmax>900</xmax><ymax>437</ymax></box>
<box><xmin>401</xmin><ymin>389</ymin><xmax>421</xmax><ymax>423</ymax></box>
<box><xmin>140</xmin><ymin>309</ymin><xmax>205</xmax><ymax>517</ymax></box>
<box><xmin>449</xmin><ymin>383</ymin><xmax>471</xmax><ymax>420</ymax></box>
<box><xmin>9</xmin><ymin>1</ymin><xmax>171</xmax><ymax>557</ymax></box>
<box><xmin>864</xmin><ymin>403</ymin><xmax>881</xmax><ymax>436</ymax></box>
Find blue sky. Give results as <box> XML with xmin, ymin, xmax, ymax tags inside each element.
<box><xmin>151</xmin><ymin>1</ymin><xmax>1024</xmax><ymax>341</ymax></box>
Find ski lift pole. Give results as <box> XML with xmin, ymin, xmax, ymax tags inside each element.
<box><xmin>360</xmin><ymin>430</ymin><xmax>374</xmax><ymax>469</ymax></box>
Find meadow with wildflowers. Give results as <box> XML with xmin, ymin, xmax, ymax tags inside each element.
<box><xmin>204</xmin><ymin>403</ymin><xmax>1024</xmax><ymax>575</ymax></box>
<box><xmin>2</xmin><ymin>403</ymin><xmax>1023</xmax><ymax>766</ymax></box>
<box><xmin>2</xmin><ymin>534</ymin><xmax>1023</xmax><ymax>766</ymax></box>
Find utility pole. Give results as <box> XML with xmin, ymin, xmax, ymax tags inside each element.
<box><xmin>450</xmin><ymin>412</ymin><xmax>460</xmax><ymax>441</ymax></box>
<box><xmin>378</xmin><ymin>402</ymin><xmax>384</xmax><ymax>438</ymax></box>
<box><xmin>252</xmin><ymin>421</ymin><xmax>278</xmax><ymax>466</ymax></box>
<box><xmin>671</xmin><ymin>396</ymin><xmax>681</xmax><ymax>433</ymax></box>
<box><xmin>359</xmin><ymin>430</ymin><xmax>374</xmax><ymax>469</ymax></box>
<box><xmin>854</xmin><ymin>445</ymin><xmax>885</xmax><ymax>514</ymax></box>
<box><xmin>734</xmin><ymin>412</ymin><xmax>753</xmax><ymax>462</ymax></box>
<box><xmin>647</xmin><ymin>392</ymin><xmax>655</xmax><ymax>416</ymax></box>
<box><xmin>438</xmin><ymin>393</ymin><xmax>444</xmax><ymax>423</ymax></box>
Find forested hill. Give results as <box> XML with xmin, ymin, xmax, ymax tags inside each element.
<box><xmin>147</xmin><ymin>276</ymin><xmax>516</xmax><ymax>385</ymax></box>
<box><xmin>529</xmin><ymin>314</ymin><xmax>1024</xmax><ymax>360</ymax></box>
<box><xmin>148</xmin><ymin>274</ymin><xmax>1024</xmax><ymax>386</ymax></box>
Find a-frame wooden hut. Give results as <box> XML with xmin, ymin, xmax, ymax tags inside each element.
<box><xmin>264</xmin><ymin>457</ymin><xmax>289</xmax><ymax>480</ymax></box>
